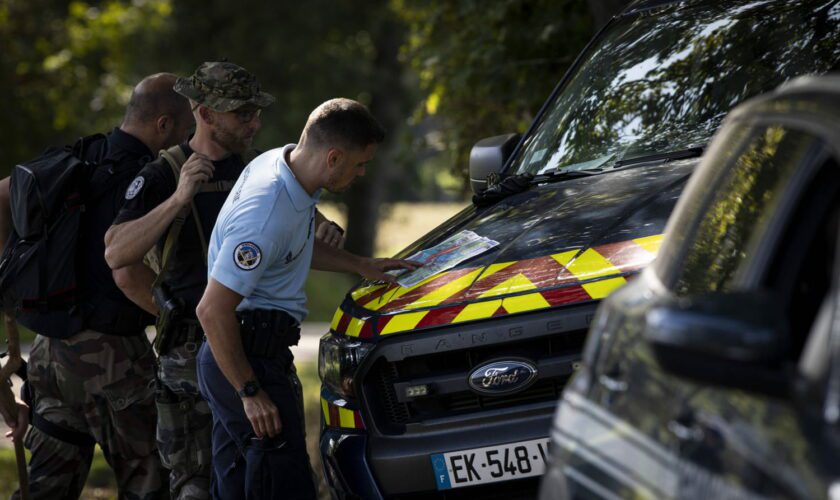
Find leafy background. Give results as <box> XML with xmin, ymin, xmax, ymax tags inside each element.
<box><xmin>0</xmin><ymin>1</ymin><xmax>628</xmax><ymax>497</ymax></box>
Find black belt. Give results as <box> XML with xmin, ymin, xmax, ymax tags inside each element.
<box><xmin>170</xmin><ymin>318</ymin><xmax>203</xmax><ymax>352</ymax></box>
<box><xmin>238</xmin><ymin>309</ymin><xmax>300</xmax><ymax>359</ymax></box>
<box><xmin>83</xmin><ymin>298</ymin><xmax>153</xmax><ymax>336</ymax></box>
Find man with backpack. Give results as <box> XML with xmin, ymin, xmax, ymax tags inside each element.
<box><xmin>104</xmin><ymin>61</ymin><xmax>346</xmax><ymax>500</ymax></box>
<box><xmin>0</xmin><ymin>72</ymin><xmax>193</xmax><ymax>499</ymax></box>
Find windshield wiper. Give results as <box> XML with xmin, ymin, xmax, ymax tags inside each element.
<box><xmin>532</xmin><ymin>168</ymin><xmax>603</xmax><ymax>183</ymax></box>
<box><xmin>609</xmin><ymin>147</ymin><xmax>704</xmax><ymax>170</ymax></box>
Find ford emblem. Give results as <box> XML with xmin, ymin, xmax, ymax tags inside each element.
<box><xmin>468</xmin><ymin>359</ymin><xmax>538</xmax><ymax>396</ymax></box>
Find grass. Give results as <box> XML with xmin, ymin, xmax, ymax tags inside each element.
<box><xmin>0</xmin><ymin>362</ymin><xmax>326</xmax><ymax>500</ymax></box>
<box><xmin>0</xmin><ymin>321</ymin><xmax>35</xmax><ymax>346</ymax></box>
<box><xmin>299</xmin><ymin>361</ymin><xmax>331</xmax><ymax>500</ymax></box>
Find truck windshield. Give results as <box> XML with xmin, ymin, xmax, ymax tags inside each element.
<box><xmin>511</xmin><ymin>0</ymin><xmax>840</xmax><ymax>176</ymax></box>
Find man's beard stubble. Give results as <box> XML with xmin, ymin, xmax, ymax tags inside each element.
<box><xmin>210</xmin><ymin>123</ymin><xmax>251</xmax><ymax>155</ymax></box>
<box><xmin>325</xmin><ymin>170</ymin><xmax>352</xmax><ymax>194</ymax></box>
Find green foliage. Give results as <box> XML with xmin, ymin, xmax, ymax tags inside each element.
<box><xmin>305</xmin><ymin>271</ymin><xmax>356</xmax><ymax>322</ymax></box>
<box><xmin>137</xmin><ymin>0</ymin><xmax>406</xmax><ymax>155</ymax></box>
<box><xmin>396</xmin><ymin>0</ymin><xmax>594</xmax><ymax>186</ymax></box>
<box><xmin>0</xmin><ymin>1</ymin><xmax>173</xmax><ymax>171</ymax></box>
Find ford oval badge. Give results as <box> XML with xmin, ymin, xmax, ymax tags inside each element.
<box><xmin>468</xmin><ymin>359</ymin><xmax>538</xmax><ymax>396</ymax></box>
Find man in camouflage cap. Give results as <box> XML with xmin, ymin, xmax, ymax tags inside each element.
<box><xmin>173</xmin><ymin>61</ymin><xmax>275</xmax><ymax>113</ymax></box>
<box><xmin>105</xmin><ymin>61</ymin><xmax>344</xmax><ymax>500</ymax></box>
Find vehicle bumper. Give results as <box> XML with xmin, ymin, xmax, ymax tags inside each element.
<box><xmin>320</xmin><ymin>428</ymin><xmax>383</xmax><ymax>500</ymax></box>
<box><xmin>320</xmin><ymin>395</ymin><xmax>552</xmax><ymax>498</ymax></box>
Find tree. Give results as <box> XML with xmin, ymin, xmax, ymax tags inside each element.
<box><xmin>140</xmin><ymin>0</ymin><xmax>415</xmax><ymax>257</ymax></box>
<box><xmin>396</xmin><ymin>0</ymin><xmax>595</xmax><ymax>187</ymax></box>
<box><xmin>0</xmin><ymin>0</ymin><xmax>173</xmax><ymax>171</ymax></box>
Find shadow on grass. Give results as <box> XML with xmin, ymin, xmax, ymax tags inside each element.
<box><xmin>0</xmin><ymin>362</ymin><xmax>329</xmax><ymax>500</ymax></box>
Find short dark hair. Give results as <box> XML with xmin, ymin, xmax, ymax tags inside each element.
<box><xmin>304</xmin><ymin>98</ymin><xmax>385</xmax><ymax>150</ymax></box>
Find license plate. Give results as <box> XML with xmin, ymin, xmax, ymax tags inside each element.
<box><xmin>430</xmin><ymin>438</ymin><xmax>550</xmax><ymax>490</ymax></box>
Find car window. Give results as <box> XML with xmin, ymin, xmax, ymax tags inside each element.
<box><xmin>665</xmin><ymin>124</ymin><xmax>827</xmax><ymax>296</ymax></box>
<box><xmin>510</xmin><ymin>0</ymin><xmax>840</xmax><ymax>176</ymax></box>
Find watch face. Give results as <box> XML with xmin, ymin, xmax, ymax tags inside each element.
<box><xmin>242</xmin><ymin>381</ymin><xmax>259</xmax><ymax>397</ymax></box>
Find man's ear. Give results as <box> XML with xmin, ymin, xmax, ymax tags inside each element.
<box><xmin>156</xmin><ymin>115</ymin><xmax>170</xmax><ymax>134</ymax></box>
<box><xmin>198</xmin><ymin>106</ymin><xmax>214</xmax><ymax>125</ymax></box>
<box><xmin>326</xmin><ymin>148</ymin><xmax>343</xmax><ymax>168</ymax></box>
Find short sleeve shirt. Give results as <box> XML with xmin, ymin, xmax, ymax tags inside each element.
<box><xmin>113</xmin><ymin>143</ymin><xmax>248</xmax><ymax>309</ymax></box>
<box><xmin>207</xmin><ymin>144</ymin><xmax>319</xmax><ymax>322</ymax></box>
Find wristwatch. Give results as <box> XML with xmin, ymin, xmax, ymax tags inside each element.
<box><xmin>238</xmin><ymin>380</ymin><xmax>260</xmax><ymax>398</ymax></box>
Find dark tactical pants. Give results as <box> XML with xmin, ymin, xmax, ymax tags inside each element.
<box><xmin>14</xmin><ymin>331</ymin><xmax>165</xmax><ymax>500</ymax></box>
<box><xmin>156</xmin><ymin>341</ymin><xmax>212</xmax><ymax>500</ymax></box>
<box><xmin>196</xmin><ymin>342</ymin><xmax>315</xmax><ymax>500</ymax></box>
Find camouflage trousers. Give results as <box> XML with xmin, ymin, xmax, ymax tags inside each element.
<box><xmin>156</xmin><ymin>340</ymin><xmax>212</xmax><ymax>500</ymax></box>
<box><xmin>14</xmin><ymin>331</ymin><xmax>165</xmax><ymax>500</ymax></box>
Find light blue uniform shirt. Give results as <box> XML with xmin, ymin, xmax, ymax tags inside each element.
<box><xmin>207</xmin><ymin>143</ymin><xmax>320</xmax><ymax>323</ymax></box>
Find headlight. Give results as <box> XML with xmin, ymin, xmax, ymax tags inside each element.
<box><xmin>318</xmin><ymin>333</ymin><xmax>374</xmax><ymax>399</ymax></box>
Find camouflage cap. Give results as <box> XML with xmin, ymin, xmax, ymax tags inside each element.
<box><xmin>174</xmin><ymin>61</ymin><xmax>275</xmax><ymax>112</ymax></box>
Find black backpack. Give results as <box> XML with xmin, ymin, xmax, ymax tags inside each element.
<box><xmin>0</xmin><ymin>135</ymin><xmax>137</xmax><ymax>338</ymax></box>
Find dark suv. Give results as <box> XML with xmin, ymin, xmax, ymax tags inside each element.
<box><xmin>541</xmin><ymin>75</ymin><xmax>840</xmax><ymax>500</ymax></box>
<box><xmin>318</xmin><ymin>2</ymin><xmax>840</xmax><ymax>498</ymax></box>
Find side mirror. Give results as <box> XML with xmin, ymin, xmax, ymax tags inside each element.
<box><xmin>469</xmin><ymin>133</ymin><xmax>521</xmax><ymax>195</ymax></box>
<box><xmin>645</xmin><ymin>292</ymin><xmax>788</xmax><ymax>395</ymax></box>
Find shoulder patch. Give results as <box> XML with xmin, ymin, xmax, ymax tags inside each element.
<box><xmin>234</xmin><ymin>242</ymin><xmax>262</xmax><ymax>271</ymax></box>
<box><xmin>125</xmin><ymin>176</ymin><xmax>145</xmax><ymax>200</ymax></box>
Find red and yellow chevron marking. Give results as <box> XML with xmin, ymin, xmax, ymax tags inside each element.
<box><xmin>331</xmin><ymin>234</ymin><xmax>664</xmax><ymax>337</ymax></box>
<box><xmin>321</xmin><ymin>396</ymin><xmax>365</xmax><ymax>430</ymax></box>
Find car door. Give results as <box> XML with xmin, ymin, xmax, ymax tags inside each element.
<box><xmin>556</xmin><ymin>121</ymin><xmax>764</xmax><ymax>500</ymax></box>
<box><xmin>671</xmin><ymin>118</ymin><xmax>840</xmax><ymax>499</ymax></box>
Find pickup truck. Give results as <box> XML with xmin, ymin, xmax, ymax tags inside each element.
<box><xmin>318</xmin><ymin>1</ymin><xmax>840</xmax><ymax>497</ymax></box>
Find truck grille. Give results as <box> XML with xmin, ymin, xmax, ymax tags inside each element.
<box><xmin>362</xmin><ymin>329</ymin><xmax>586</xmax><ymax>434</ymax></box>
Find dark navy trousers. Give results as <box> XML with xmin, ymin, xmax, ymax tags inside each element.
<box><xmin>197</xmin><ymin>342</ymin><xmax>316</xmax><ymax>499</ymax></box>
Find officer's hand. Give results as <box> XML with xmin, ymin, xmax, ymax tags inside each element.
<box><xmin>242</xmin><ymin>391</ymin><xmax>282</xmax><ymax>438</ymax></box>
<box><xmin>174</xmin><ymin>153</ymin><xmax>215</xmax><ymax>206</ymax></box>
<box><xmin>357</xmin><ymin>257</ymin><xmax>421</xmax><ymax>283</ymax></box>
<box><xmin>316</xmin><ymin>220</ymin><xmax>345</xmax><ymax>249</ymax></box>
<box><xmin>3</xmin><ymin>403</ymin><xmax>28</xmax><ymax>443</ymax></box>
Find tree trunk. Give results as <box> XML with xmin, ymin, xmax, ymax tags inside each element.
<box><xmin>343</xmin><ymin>13</ymin><xmax>406</xmax><ymax>257</ymax></box>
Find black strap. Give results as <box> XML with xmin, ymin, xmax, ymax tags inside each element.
<box><xmin>69</xmin><ymin>133</ymin><xmax>107</xmax><ymax>159</ymax></box>
<box><xmin>32</xmin><ymin>412</ymin><xmax>96</xmax><ymax>448</ymax></box>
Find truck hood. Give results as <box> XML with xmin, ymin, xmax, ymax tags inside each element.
<box><xmin>331</xmin><ymin>160</ymin><xmax>696</xmax><ymax>338</ymax></box>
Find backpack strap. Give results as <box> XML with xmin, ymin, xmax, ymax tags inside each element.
<box><xmin>153</xmin><ymin>146</ymin><xmax>208</xmax><ymax>290</ymax></box>
<box><xmin>70</xmin><ymin>133</ymin><xmax>107</xmax><ymax>160</ymax></box>
<box><xmin>152</xmin><ymin>147</ymin><xmax>256</xmax><ymax>286</ymax></box>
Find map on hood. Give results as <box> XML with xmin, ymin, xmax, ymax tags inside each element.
<box><xmin>390</xmin><ymin>230</ymin><xmax>499</xmax><ymax>288</ymax></box>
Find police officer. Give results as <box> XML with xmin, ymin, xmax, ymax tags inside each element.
<box><xmin>104</xmin><ymin>62</ymin><xmax>345</xmax><ymax>500</ymax></box>
<box><xmin>195</xmin><ymin>98</ymin><xmax>418</xmax><ymax>499</ymax></box>
<box><xmin>0</xmin><ymin>73</ymin><xmax>192</xmax><ymax>499</ymax></box>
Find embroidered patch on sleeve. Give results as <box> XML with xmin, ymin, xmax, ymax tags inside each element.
<box><xmin>125</xmin><ymin>176</ymin><xmax>145</xmax><ymax>200</ymax></box>
<box><xmin>234</xmin><ymin>242</ymin><xmax>262</xmax><ymax>270</ymax></box>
